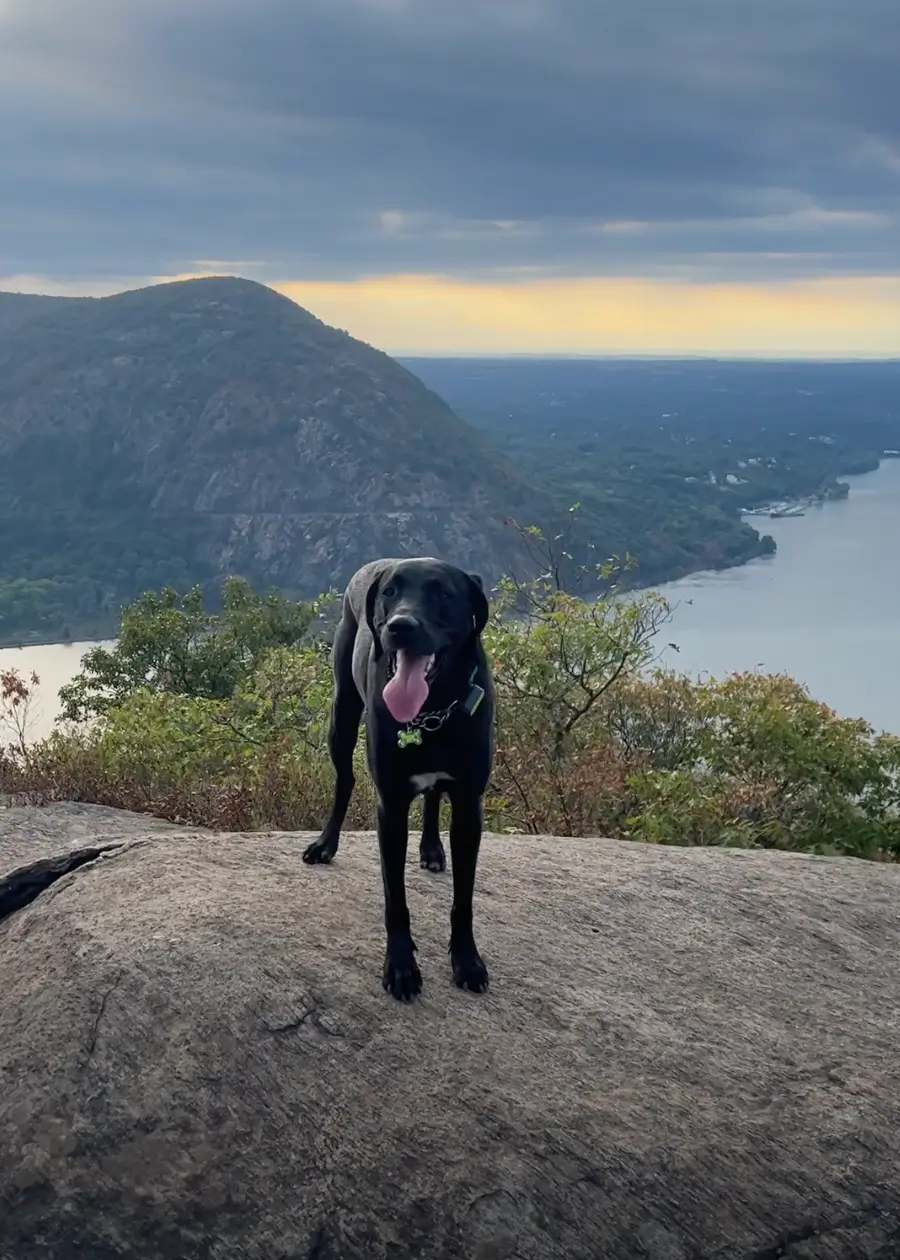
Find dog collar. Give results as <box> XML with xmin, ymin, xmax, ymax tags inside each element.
<box><xmin>396</xmin><ymin>668</ymin><xmax>485</xmax><ymax>748</ymax></box>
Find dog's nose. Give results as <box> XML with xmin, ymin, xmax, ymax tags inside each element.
<box><xmin>385</xmin><ymin>614</ymin><xmax>419</xmax><ymax>641</ymax></box>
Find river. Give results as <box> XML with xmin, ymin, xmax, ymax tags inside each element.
<box><xmin>0</xmin><ymin>638</ymin><xmax>116</xmax><ymax>744</ymax></box>
<box><xmin>652</xmin><ymin>459</ymin><xmax>900</xmax><ymax>734</ymax></box>
<box><xmin>2</xmin><ymin>459</ymin><xmax>899</xmax><ymax>742</ymax></box>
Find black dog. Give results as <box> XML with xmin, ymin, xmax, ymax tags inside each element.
<box><xmin>303</xmin><ymin>557</ymin><xmax>494</xmax><ymax>1001</ymax></box>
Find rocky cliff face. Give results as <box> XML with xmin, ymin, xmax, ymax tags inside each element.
<box><xmin>0</xmin><ymin>277</ymin><xmax>544</xmax><ymax>605</ymax></box>
<box><xmin>2</xmin><ymin>803</ymin><xmax>899</xmax><ymax>1259</ymax></box>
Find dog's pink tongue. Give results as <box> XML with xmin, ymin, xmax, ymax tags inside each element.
<box><xmin>383</xmin><ymin>651</ymin><xmax>432</xmax><ymax>723</ymax></box>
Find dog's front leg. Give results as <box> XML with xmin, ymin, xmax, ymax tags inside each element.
<box><xmin>377</xmin><ymin>793</ymin><xmax>422</xmax><ymax>1001</ymax></box>
<box><xmin>447</xmin><ymin>786</ymin><xmax>490</xmax><ymax>993</ymax></box>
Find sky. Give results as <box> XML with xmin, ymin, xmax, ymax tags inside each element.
<box><xmin>1</xmin><ymin>0</ymin><xmax>898</xmax><ymax>356</ymax></box>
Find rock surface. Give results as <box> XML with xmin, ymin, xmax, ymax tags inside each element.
<box><xmin>1</xmin><ymin>802</ymin><xmax>899</xmax><ymax>1259</ymax></box>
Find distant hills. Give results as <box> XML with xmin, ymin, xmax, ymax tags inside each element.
<box><xmin>4</xmin><ymin>276</ymin><xmax>898</xmax><ymax>647</ymax></box>
<box><xmin>0</xmin><ymin>278</ymin><xmax>546</xmax><ymax>642</ymax></box>
<box><xmin>403</xmin><ymin>355</ymin><xmax>900</xmax><ymax>589</ymax></box>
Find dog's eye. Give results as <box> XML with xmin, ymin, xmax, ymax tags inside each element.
<box><xmin>437</xmin><ymin>588</ymin><xmax>451</xmax><ymax>601</ymax></box>
<box><xmin>383</xmin><ymin>584</ymin><xmax>396</xmax><ymax>599</ymax></box>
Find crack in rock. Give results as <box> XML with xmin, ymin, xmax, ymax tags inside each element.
<box><xmin>0</xmin><ymin>844</ymin><xmax>124</xmax><ymax>925</ymax></box>
<box><xmin>268</xmin><ymin>1008</ymin><xmax>318</xmax><ymax>1035</ymax></box>
<box><xmin>261</xmin><ymin>1004</ymin><xmax>348</xmax><ymax>1040</ymax></box>
<box><xmin>85</xmin><ymin>971</ymin><xmax>124</xmax><ymax>1063</ymax></box>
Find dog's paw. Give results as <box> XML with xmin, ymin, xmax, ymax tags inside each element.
<box><xmin>450</xmin><ymin>944</ymin><xmax>489</xmax><ymax>994</ymax></box>
<box><xmin>382</xmin><ymin>934</ymin><xmax>423</xmax><ymax>1002</ymax></box>
<box><xmin>419</xmin><ymin>838</ymin><xmax>446</xmax><ymax>873</ymax></box>
<box><xmin>302</xmin><ymin>836</ymin><xmax>337</xmax><ymax>865</ymax></box>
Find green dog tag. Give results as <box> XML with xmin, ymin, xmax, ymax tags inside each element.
<box><xmin>398</xmin><ymin>728</ymin><xmax>423</xmax><ymax>749</ymax></box>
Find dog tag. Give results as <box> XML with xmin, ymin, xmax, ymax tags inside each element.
<box><xmin>398</xmin><ymin>728</ymin><xmax>423</xmax><ymax>749</ymax></box>
<box><xmin>462</xmin><ymin>684</ymin><xmax>485</xmax><ymax>717</ymax></box>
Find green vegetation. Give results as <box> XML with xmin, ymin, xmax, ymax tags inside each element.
<box><xmin>0</xmin><ymin>514</ymin><xmax>211</xmax><ymax>646</ymax></box>
<box><xmin>407</xmin><ymin>357</ymin><xmax>900</xmax><ymax>587</ymax></box>
<box><xmin>55</xmin><ymin>576</ymin><xmax>336</xmax><ymax>721</ymax></box>
<box><xmin>3</xmin><ymin>532</ymin><xmax>898</xmax><ymax>859</ymax></box>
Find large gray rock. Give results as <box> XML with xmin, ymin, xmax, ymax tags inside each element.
<box><xmin>1</xmin><ymin>803</ymin><xmax>899</xmax><ymax>1259</ymax></box>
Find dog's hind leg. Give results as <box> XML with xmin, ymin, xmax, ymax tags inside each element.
<box><xmin>419</xmin><ymin>788</ymin><xmax>447</xmax><ymax>873</ymax></box>
<box><xmin>446</xmin><ymin>785</ymin><xmax>489</xmax><ymax>993</ymax></box>
<box><xmin>303</xmin><ymin>614</ymin><xmax>363</xmax><ymax>865</ymax></box>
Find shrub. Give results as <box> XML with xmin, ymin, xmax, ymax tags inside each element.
<box><xmin>3</xmin><ymin>541</ymin><xmax>899</xmax><ymax>860</ymax></box>
<box><xmin>484</xmin><ymin>580</ymin><xmax>669</xmax><ymax>834</ymax></box>
<box><xmin>57</xmin><ymin>576</ymin><xmax>335</xmax><ymax>722</ymax></box>
<box><xmin>1</xmin><ymin>667</ymin><xmax>40</xmax><ymax>758</ymax></box>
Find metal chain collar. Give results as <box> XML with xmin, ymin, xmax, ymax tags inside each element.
<box><xmin>405</xmin><ymin>701</ymin><xmax>459</xmax><ymax>733</ymax></box>
<box><xmin>396</xmin><ymin>701</ymin><xmax>460</xmax><ymax>748</ymax></box>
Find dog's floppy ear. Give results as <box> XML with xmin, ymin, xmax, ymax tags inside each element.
<box><xmin>467</xmin><ymin>572</ymin><xmax>489</xmax><ymax>636</ymax></box>
<box><xmin>364</xmin><ymin>572</ymin><xmax>384</xmax><ymax>657</ymax></box>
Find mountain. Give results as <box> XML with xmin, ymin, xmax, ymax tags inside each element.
<box><xmin>0</xmin><ymin>277</ymin><xmax>546</xmax><ymax>642</ymax></box>
<box><xmin>0</xmin><ymin>291</ymin><xmax>73</xmax><ymax>336</ymax></box>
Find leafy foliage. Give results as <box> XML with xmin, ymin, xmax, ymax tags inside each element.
<box><xmin>1</xmin><ymin>667</ymin><xmax>40</xmax><ymax>758</ymax></box>
<box><xmin>3</xmin><ymin>541</ymin><xmax>898</xmax><ymax>859</ymax></box>
<box><xmin>620</xmin><ymin>672</ymin><xmax>900</xmax><ymax>857</ymax></box>
<box><xmin>483</xmin><ymin>518</ymin><xmax>670</xmax><ymax>834</ymax></box>
<box><xmin>56</xmin><ymin>577</ymin><xmax>335</xmax><ymax>722</ymax></box>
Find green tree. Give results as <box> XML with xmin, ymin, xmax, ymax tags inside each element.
<box><xmin>485</xmin><ymin>514</ymin><xmax>670</xmax><ymax>833</ymax></box>
<box><xmin>58</xmin><ymin>577</ymin><xmax>335</xmax><ymax>722</ymax></box>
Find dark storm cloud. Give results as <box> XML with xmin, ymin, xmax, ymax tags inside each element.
<box><xmin>1</xmin><ymin>0</ymin><xmax>898</xmax><ymax>284</ymax></box>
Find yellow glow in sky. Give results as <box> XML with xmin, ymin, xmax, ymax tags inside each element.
<box><xmin>274</xmin><ymin>273</ymin><xmax>900</xmax><ymax>357</ymax></box>
<box><xmin>3</xmin><ymin>269</ymin><xmax>899</xmax><ymax>358</ymax></box>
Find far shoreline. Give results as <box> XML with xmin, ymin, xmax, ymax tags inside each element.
<box><xmin>645</xmin><ymin>458</ymin><xmax>900</xmax><ymax>596</ymax></box>
<box><xmin>0</xmin><ymin>630</ymin><xmax>117</xmax><ymax>654</ymax></box>
<box><xmin>2</xmin><ymin>457</ymin><xmax>897</xmax><ymax>653</ymax></box>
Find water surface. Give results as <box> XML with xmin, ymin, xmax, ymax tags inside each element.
<box><xmin>653</xmin><ymin>459</ymin><xmax>900</xmax><ymax>733</ymax></box>
<box><xmin>0</xmin><ymin>640</ymin><xmax>114</xmax><ymax>743</ymax></box>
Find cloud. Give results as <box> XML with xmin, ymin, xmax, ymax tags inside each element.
<box><xmin>0</xmin><ymin>0</ymin><xmax>898</xmax><ymax>288</ymax></box>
